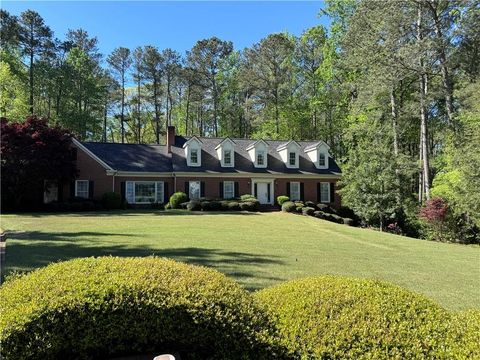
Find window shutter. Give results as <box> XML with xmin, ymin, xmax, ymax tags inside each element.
<box><xmin>267</xmin><ymin>183</ymin><xmax>271</xmax><ymax>202</ymax></box>
<box><xmin>164</xmin><ymin>182</ymin><xmax>169</xmax><ymax>203</ymax></box>
<box><xmin>286</xmin><ymin>182</ymin><xmax>290</xmax><ymax>197</ymax></box>
<box><xmin>200</xmin><ymin>181</ymin><xmax>205</xmax><ymax>197</ymax></box>
<box><xmin>219</xmin><ymin>182</ymin><xmax>224</xmax><ymax>198</ymax></box>
<box><xmin>88</xmin><ymin>181</ymin><xmax>94</xmax><ymax>199</ymax></box>
<box><xmin>300</xmin><ymin>182</ymin><xmax>304</xmax><ymax>201</ymax></box>
<box><xmin>317</xmin><ymin>183</ymin><xmax>320</xmax><ymax>202</ymax></box>
<box><xmin>234</xmin><ymin>182</ymin><xmax>239</xmax><ymax>198</ymax></box>
<box><xmin>254</xmin><ymin>183</ymin><xmax>258</xmax><ymax>198</ymax></box>
<box><xmin>70</xmin><ymin>181</ymin><xmax>76</xmax><ymax>198</ymax></box>
<box><xmin>120</xmin><ymin>181</ymin><xmax>126</xmax><ymax>204</ymax></box>
<box><xmin>330</xmin><ymin>182</ymin><xmax>335</xmax><ymax>203</ymax></box>
<box><xmin>185</xmin><ymin>182</ymin><xmax>189</xmax><ymax>196</ymax></box>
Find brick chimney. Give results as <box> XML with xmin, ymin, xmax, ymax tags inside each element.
<box><xmin>167</xmin><ymin>126</ymin><xmax>175</xmax><ymax>153</ymax></box>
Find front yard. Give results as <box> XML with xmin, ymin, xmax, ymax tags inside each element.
<box><xmin>2</xmin><ymin>210</ymin><xmax>479</xmax><ymax>311</ymax></box>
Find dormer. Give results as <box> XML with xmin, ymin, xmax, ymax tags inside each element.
<box><xmin>304</xmin><ymin>141</ymin><xmax>330</xmax><ymax>169</ymax></box>
<box><xmin>215</xmin><ymin>138</ymin><xmax>236</xmax><ymax>168</ymax></box>
<box><xmin>277</xmin><ymin>140</ymin><xmax>301</xmax><ymax>169</ymax></box>
<box><xmin>183</xmin><ymin>136</ymin><xmax>202</xmax><ymax>167</ymax></box>
<box><xmin>246</xmin><ymin>139</ymin><xmax>268</xmax><ymax>168</ymax></box>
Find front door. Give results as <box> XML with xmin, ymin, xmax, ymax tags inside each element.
<box><xmin>256</xmin><ymin>182</ymin><xmax>269</xmax><ymax>204</ymax></box>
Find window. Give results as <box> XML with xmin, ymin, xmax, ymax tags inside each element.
<box><xmin>189</xmin><ymin>181</ymin><xmax>201</xmax><ymax>199</ymax></box>
<box><xmin>224</xmin><ymin>150</ymin><xmax>232</xmax><ymax>165</ymax></box>
<box><xmin>320</xmin><ymin>182</ymin><xmax>330</xmax><ymax>203</ymax></box>
<box><xmin>44</xmin><ymin>180</ymin><xmax>58</xmax><ymax>203</ymax></box>
<box><xmin>290</xmin><ymin>182</ymin><xmax>300</xmax><ymax>201</ymax></box>
<box><xmin>257</xmin><ymin>151</ymin><xmax>265</xmax><ymax>166</ymax></box>
<box><xmin>289</xmin><ymin>152</ymin><xmax>296</xmax><ymax>166</ymax></box>
<box><xmin>224</xmin><ymin>181</ymin><xmax>234</xmax><ymax>199</ymax></box>
<box><xmin>75</xmin><ymin>180</ymin><xmax>89</xmax><ymax>198</ymax></box>
<box><xmin>319</xmin><ymin>153</ymin><xmax>326</xmax><ymax>167</ymax></box>
<box><xmin>126</xmin><ymin>181</ymin><xmax>164</xmax><ymax>204</ymax></box>
<box><xmin>190</xmin><ymin>149</ymin><xmax>198</xmax><ymax>164</ymax></box>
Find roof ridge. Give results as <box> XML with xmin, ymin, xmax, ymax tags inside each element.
<box><xmin>180</xmin><ymin>135</ymin><xmax>323</xmax><ymax>143</ymax></box>
<box><xmin>82</xmin><ymin>141</ymin><xmax>167</xmax><ymax>147</ymax></box>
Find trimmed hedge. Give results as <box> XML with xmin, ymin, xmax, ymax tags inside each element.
<box><xmin>302</xmin><ymin>207</ymin><xmax>315</xmax><ymax>216</ymax></box>
<box><xmin>240</xmin><ymin>201</ymin><xmax>259</xmax><ymax>212</ymax></box>
<box><xmin>169</xmin><ymin>192</ymin><xmax>188</xmax><ymax>209</ymax></box>
<box><xmin>186</xmin><ymin>200</ymin><xmax>201</xmax><ymax>211</ymax></box>
<box><xmin>0</xmin><ymin>257</ymin><xmax>286</xmax><ymax>360</ymax></box>
<box><xmin>448</xmin><ymin>310</ymin><xmax>480</xmax><ymax>358</ymax></box>
<box><xmin>240</xmin><ymin>194</ymin><xmax>256</xmax><ymax>201</ymax></box>
<box><xmin>256</xmin><ymin>276</ymin><xmax>455</xmax><ymax>359</ymax></box>
<box><xmin>101</xmin><ymin>192</ymin><xmax>122</xmax><ymax>209</ymax></box>
<box><xmin>281</xmin><ymin>201</ymin><xmax>296</xmax><ymax>213</ymax></box>
<box><xmin>276</xmin><ymin>196</ymin><xmax>290</xmax><ymax>206</ymax></box>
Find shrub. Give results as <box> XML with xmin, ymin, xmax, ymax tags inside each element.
<box><xmin>448</xmin><ymin>310</ymin><xmax>480</xmax><ymax>358</ymax></box>
<box><xmin>210</xmin><ymin>200</ymin><xmax>222</xmax><ymax>211</ymax></box>
<box><xmin>180</xmin><ymin>201</ymin><xmax>189</xmax><ymax>209</ymax></box>
<box><xmin>150</xmin><ymin>202</ymin><xmax>165</xmax><ymax>210</ymax></box>
<box><xmin>276</xmin><ymin>196</ymin><xmax>290</xmax><ymax>206</ymax></box>
<box><xmin>330</xmin><ymin>214</ymin><xmax>344</xmax><ymax>224</ymax></box>
<box><xmin>187</xmin><ymin>200</ymin><xmax>201</xmax><ymax>211</ymax></box>
<box><xmin>281</xmin><ymin>201</ymin><xmax>296</xmax><ymax>213</ymax></box>
<box><xmin>256</xmin><ymin>276</ymin><xmax>453</xmax><ymax>359</ymax></box>
<box><xmin>296</xmin><ymin>206</ymin><xmax>304</xmax><ymax>213</ymax></box>
<box><xmin>240</xmin><ymin>201</ymin><xmax>259</xmax><ymax>212</ymax></box>
<box><xmin>228</xmin><ymin>201</ymin><xmax>240</xmax><ymax>211</ymax></box>
<box><xmin>169</xmin><ymin>192</ymin><xmax>188</xmax><ymax>209</ymax></box>
<box><xmin>240</xmin><ymin>194</ymin><xmax>256</xmax><ymax>202</ymax></box>
<box><xmin>0</xmin><ymin>257</ymin><xmax>286</xmax><ymax>359</ymax></box>
<box><xmin>201</xmin><ymin>201</ymin><xmax>212</xmax><ymax>211</ymax></box>
<box><xmin>101</xmin><ymin>192</ymin><xmax>122</xmax><ymax>210</ymax></box>
<box><xmin>313</xmin><ymin>211</ymin><xmax>326</xmax><ymax>219</ymax></box>
<box><xmin>316</xmin><ymin>203</ymin><xmax>336</xmax><ymax>214</ymax></box>
<box><xmin>302</xmin><ymin>207</ymin><xmax>315</xmax><ymax>216</ymax></box>
<box><xmin>304</xmin><ymin>201</ymin><xmax>315</xmax><ymax>208</ymax></box>
<box><xmin>343</xmin><ymin>217</ymin><xmax>354</xmax><ymax>226</ymax></box>
<box><xmin>165</xmin><ymin>202</ymin><xmax>172</xmax><ymax>210</ymax></box>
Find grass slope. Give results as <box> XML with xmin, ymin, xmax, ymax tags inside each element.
<box><xmin>2</xmin><ymin>210</ymin><xmax>479</xmax><ymax>310</ymax></box>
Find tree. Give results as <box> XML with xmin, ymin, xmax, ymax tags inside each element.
<box><xmin>0</xmin><ymin>116</ymin><xmax>77</xmax><ymax>211</ymax></box>
<box><xmin>17</xmin><ymin>10</ymin><xmax>53</xmax><ymax>114</ymax></box>
<box><xmin>162</xmin><ymin>48</ymin><xmax>181</xmax><ymax>128</ymax></box>
<box><xmin>108</xmin><ymin>47</ymin><xmax>132</xmax><ymax>143</ymax></box>
<box><xmin>187</xmin><ymin>37</ymin><xmax>233</xmax><ymax>136</ymax></box>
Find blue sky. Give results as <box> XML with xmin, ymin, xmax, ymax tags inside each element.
<box><xmin>4</xmin><ymin>1</ymin><xmax>329</xmax><ymax>57</ymax></box>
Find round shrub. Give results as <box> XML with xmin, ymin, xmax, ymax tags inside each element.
<box><xmin>281</xmin><ymin>201</ymin><xmax>296</xmax><ymax>213</ymax></box>
<box><xmin>187</xmin><ymin>200</ymin><xmax>201</xmax><ymax>211</ymax></box>
<box><xmin>180</xmin><ymin>201</ymin><xmax>189</xmax><ymax>209</ymax></box>
<box><xmin>169</xmin><ymin>192</ymin><xmax>188</xmax><ymax>209</ymax></box>
<box><xmin>201</xmin><ymin>201</ymin><xmax>212</xmax><ymax>211</ymax></box>
<box><xmin>228</xmin><ymin>201</ymin><xmax>240</xmax><ymax>211</ymax></box>
<box><xmin>210</xmin><ymin>200</ymin><xmax>222</xmax><ymax>211</ymax></box>
<box><xmin>220</xmin><ymin>200</ymin><xmax>230</xmax><ymax>211</ymax></box>
<box><xmin>304</xmin><ymin>201</ymin><xmax>316</xmax><ymax>208</ymax></box>
<box><xmin>240</xmin><ymin>194</ymin><xmax>256</xmax><ymax>202</ymax></box>
<box><xmin>330</xmin><ymin>213</ymin><xmax>344</xmax><ymax>224</ymax></box>
<box><xmin>276</xmin><ymin>196</ymin><xmax>290</xmax><ymax>206</ymax></box>
<box><xmin>343</xmin><ymin>217</ymin><xmax>354</xmax><ymax>226</ymax></box>
<box><xmin>316</xmin><ymin>203</ymin><xmax>335</xmax><ymax>213</ymax></box>
<box><xmin>240</xmin><ymin>200</ymin><xmax>259</xmax><ymax>212</ymax></box>
<box><xmin>101</xmin><ymin>192</ymin><xmax>122</xmax><ymax>209</ymax></box>
<box><xmin>0</xmin><ymin>257</ymin><xmax>286</xmax><ymax>360</ymax></box>
<box><xmin>256</xmin><ymin>276</ymin><xmax>453</xmax><ymax>359</ymax></box>
<box><xmin>165</xmin><ymin>202</ymin><xmax>172</xmax><ymax>210</ymax></box>
<box><xmin>313</xmin><ymin>210</ymin><xmax>326</xmax><ymax>219</ymax></box>
<box><xmin>302</xmin><ymin>207</ymin><xmax>315</xmax><ymax>216</ymax></box>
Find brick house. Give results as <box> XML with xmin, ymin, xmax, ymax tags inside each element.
<box><xmin>46</xmin><ymin>126</ymin><xmax>342</xmax><ymax>208</ymax></box>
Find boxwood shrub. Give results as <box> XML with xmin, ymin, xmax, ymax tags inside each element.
<box><xmin>186</xmin><ymin>200</ymin><xmax>201</xmax><ymax>211</ymax></box>
<box><xmin>302</xmin><ymin>207</ymin><xmax>315</xmax><ymax>216</ymax></box>
<box><xmin>256</xmin><ymin>276</ymin><xmax>454</xmax><ymax>359</ymax></box>
<box><xmin>169</xmin><ymin>192</ymin><xmax>188</xmax><ymax>209</ymax></box>
<box><xmin>101</xmin><ymin>192</ymin><xmax>122</xmax><ymax>209</ymax></box>
<box><xmin>0</xmin><ymin>257</ymin><xmax>287</xmax><ymax>360</ymax></box>
<box><xmin>276</xmin><ymin>196</ymin><xmax>290</xmax><ymax>206</ymax></box>
<box><xmin>228</xmin><ymin>201</ymin><xmax>240</xmax><ymax>211</ymax></box>
<box><xmin>448</xmin><ymin>310</ymin><xmax>480</xmax><ymax>358</ymax></box>
<box><xmin>281</xmin><ymin>201</ymin><xmax>296</xmax><ymax>213</ymax></box>
<box><xmin>240</xmin><ymin>194</ymin><xmax>256</xmax><ymax>201</ymax></box>
<box><xmin>239</xmin><ymin>200</ymin><xmax>259</xmax><ymax>212</ymax></box>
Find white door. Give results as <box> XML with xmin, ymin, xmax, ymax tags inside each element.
<box><xmin>256</xmin><ymin>182</ymin><xmax>269</xmax><ymax>204</ymax></box>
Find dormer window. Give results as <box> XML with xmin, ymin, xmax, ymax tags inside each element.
<box><xmin>224</xmin><ymin>150</ymin><xmax>232</xmax><ymax>165</ymax></box>
<box><xmin>289</xmin><ymin>152</ymin><xmax>296</xmax><ymax>166</ymax></box>
<box><xmin>190</xmin><ymin>149</ymin><xmax>198</xmax><ymax>164</ymax></box>
<box><xmin>304</xmin><ymin>141</ymin><xmax>330</xmax><ymax>170</ymax></box>
<box><xmin>319</xmin><ymin>153</ymin><xmax>326</xmax><ymax>167</ymax></box>
<box><xmin>257</xmin><ymin>151</ymin><xmax>265</xmax><ymax>165</ymax></box>
<box><xmin>247</xmin><ymin>139</ymin><xmax>269</xmax><ymax>168</ymax></box>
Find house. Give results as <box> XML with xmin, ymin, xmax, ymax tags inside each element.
<box><xmin>46</xmin><ymin>126</ymin><xmax>342</xmax><ymax>207</ymax></box>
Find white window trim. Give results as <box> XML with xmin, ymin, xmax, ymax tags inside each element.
<box><xmin>320</xmin><ymin>182</ymin><xmax>331</xmax><ymax>203</ymax></box>
<box><xmin>190</xmin><ymin>149</ymin><xmax>199</xmax><ymax>165</ymax></box>
<box><xmin>256</xmin><ymin>151</ymin><xmax>267</xmax><ymax>167</ymax></box>
<box><xmin>318</xmin><ymin>152</ymin><xmax>328</xmax><ymax>169</ymax></box>
<box><xmin>222</xmin><ymin>149</ymin><xmax>234</xmax><ymax>167</ymax></box>
<box><xmin>223</xmin><ymin>181</ymin><xmax>235</xmax><ymax>199</ymax></box>
<box><xmin>75</xmin><ymin>180</ymin><xmax>89</xmax><ymax>199</ymax></box>
<box><xmin>251</xmin><ymin>179</ymin><xmax>274</xmax><ymax>205</ymax></box>
<box><xmin>125</xmin><ymin>181</ymin><xmax>164</xmax><ymax>204</ymax></box>
<box><xmin>189</xmin><ymin>180</ymin><xmax>201</xmax><ymax>200</ymax></box>
<box><xmin>290</xmin><ymin>181</ymin><xmax>301</xmax><ymax>201</ymax></box>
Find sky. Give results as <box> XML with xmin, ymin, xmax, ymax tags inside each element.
<box><xmin>3</xmin><ymin>1</ymin><xmax>329</xmax><ymax>57</ymax></box>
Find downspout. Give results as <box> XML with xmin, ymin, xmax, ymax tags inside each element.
<box><xmin>112</xmin><ymin>171</ymin><xmax>117</xmax><ymax>192</ymax></box>
<box><xmin>173</xmin><ymin>172</ymin><xmax>177</xmax><ymax>192</ymax></box>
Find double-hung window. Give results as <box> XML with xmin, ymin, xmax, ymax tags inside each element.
<box><xmin>75</xmin><ymin>180</ymin><xmax>89</xmax><ymax>198</ymax></box>
<box><xmin>320</xmin><ymin>182</ymin><xmax>330</xmax><ymax>203</ymax></box>
<box><xmin>190</xmin><ymin>149</ymin><xmax>198</xmax><ymax>164</ymax></box>
<box><xmin>319</xmin><ymin>153</ymin><xmax>326</xmax><ymax>167</ymax></box>
<box><xmin>257</xmin><ymin>151</ymin><xmax>265</xmax><ymax>166</ymax></box>
<box><xmin>189</xmin><ymin>181</ymin><xmax>201</xmax><ymax>199</ymax></box>
<box><xmin>223</xmin><ymin>181</ymin><xmax>235</xmax><ymax>199</ymax></box>
<box><xmin>289</xmin><ymin>152</ymin><xmax>296</xmax><ymax>166</ymax></box>
<box><xmin>125</xmin><ymin>181</ymin><xmax>164</xmax><ymax>204</ymax></box>
<box><xmin>290</xmin><ymin>182</ymin><xmax>300</xmax><ymax>201</ymax></box>
<box><xmin>224</xmin><ymin>150</ymin><xmax>232</xmax><ymax>165</ymax></box>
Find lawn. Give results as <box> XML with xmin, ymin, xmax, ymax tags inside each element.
<box><xmin>1</xmin><ymin>210</ymin><xmax>479</xmax><ymax>311</ymax></box>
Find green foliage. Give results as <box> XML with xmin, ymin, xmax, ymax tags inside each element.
<box><xmin>281</xmin><ymin>201</ymin><xmax>296</xmax><ymax>213</ymax></box>
<box><xmin>169</xmin><ymin>191</ymin><xmax>188</xmax><ymax>209</ymax></box>
<box><xmin>302</xmin><ymin>207</ymin><xmax>315</xmax><ymax>216</ymax></box>
<box><xmin>186</xmin><ymin>200</ymin><xmax>201</xmax><ymax>211</ymax></box>
<box><xmin>240</xmin><ymin>194</ymin><xmax>256</xmax><ymax>202</ymax></box>
<box><xmin>448</xmin><ymin>310</ymin><xmax>480</xmax><ymax>359</ymax></box>
<box><xmin>101</xmin><ymin>192</ymin><xmax>121</xmax><ymax>209</ymax></box>
<box><xmin>239</xmin><ymin>201</ymin><xmax>259</xmax><ymax>212</ymax></box>
<box><xmin>276</xmin><ymin>196</ymin><xmax>290</xmax><ymax>206</ymax></box>
<box><xmin>227</xmin><ymin>201</ymin><xmax>240</xmax><ymax>211</ymax></box>
<box><xmin>256</xmin><ymin>276</ymin><xmax>455</xmax><ymax>359</ymax></box>
<box><xmin>0</xmin><ymin>257</ymin><xmax>285</xmax><ymax>359</ymax></box>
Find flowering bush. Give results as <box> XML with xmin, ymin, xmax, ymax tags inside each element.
<box><xmin>419</xmin><ymin>197</ymin><xmax>450</xmax><ymax>242</ymax></box>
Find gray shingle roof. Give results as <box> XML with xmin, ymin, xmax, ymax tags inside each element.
<box><xmin>80</xmin><ymin>136</ymin><xmax>341</xmax><ymax>175</ymax></box>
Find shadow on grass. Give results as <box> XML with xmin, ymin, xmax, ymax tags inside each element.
<box><xmin>5</xmin><ymin>233</ymin><xmax>284</xmax><ymax>290</ymax></box>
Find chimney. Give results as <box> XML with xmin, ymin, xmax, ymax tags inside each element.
<box><xmin>167</xmin><ymin>126</ymin><xmax>175</xmax><ymax>153</ymax></box>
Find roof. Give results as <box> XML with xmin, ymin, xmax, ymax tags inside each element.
<box><xmin>79</xmin><ymin>136</ymin><xmax>341</xmax><ymax>175</ymax></box>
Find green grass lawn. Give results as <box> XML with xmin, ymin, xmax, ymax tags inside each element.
<box><xmin>1</xmin><ymin>210</ymin><xmax>479</xmax><ymax>311</ymax></box>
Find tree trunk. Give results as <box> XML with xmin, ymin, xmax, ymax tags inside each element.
<box><xmin>390</xmin><ymin>88</ymin><xmax>402</xmax><ymax>208</ymax></box>
<box><xmin>185</xmin><ymin>85</ymin><xmax>191</xmax><ymax>136</ymax></box>
<box><xmin>121</xmin><ymin>71</ymin><xmax>125</xmax><ymax>143</ymax></box>
<box><xmin>153</xmin><ymin>78</ymin><xmax>160</xmax><ymax>144</ymax></box>
<box><xmin>137</xmin><ymin>77</ymin><xmax>141</xmax><ymax>144</ymax></box>
<box><xmin>29</xmin><ymin>47</ymin><xmax>34</xmax><ymax>115</ymax></box>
